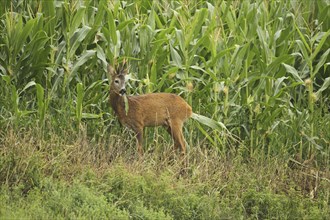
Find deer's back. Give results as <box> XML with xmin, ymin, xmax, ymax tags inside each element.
<box><xmin>128</xmin><ymin>93</ymin><xmax>192</xmax><ymax>127</ymax></box>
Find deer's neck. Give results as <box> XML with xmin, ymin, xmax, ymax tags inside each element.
<box><xmin>110</xmin><ymin>91</ymin><xmax>126</xmax><ymax>117</ymax></box>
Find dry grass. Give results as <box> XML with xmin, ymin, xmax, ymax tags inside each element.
<box><xmin>1</xmin><ymin>125</ymin><xmax>329</xmax><ymax>197</ymax></box>
<box><xmin>1</xmin><ymin>125</ymin><xmax>329</xmax><ymax>218</ymax></box>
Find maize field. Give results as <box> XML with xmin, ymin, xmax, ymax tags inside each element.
<box><xmin>0</xmin><ymin>0</ymin><xmax>329</xmax><ymax>219</ymax></box>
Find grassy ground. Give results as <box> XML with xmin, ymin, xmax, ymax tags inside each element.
<box><xmin>1</xmin><ymin>124</ymin><xmax>329</xmax><ymax>219</ymax></box>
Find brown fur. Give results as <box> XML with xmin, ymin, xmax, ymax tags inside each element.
<box><xmin>109</xmin><ymin>64</ymin><xmax>192</xmax><ymax>156</ymax></box>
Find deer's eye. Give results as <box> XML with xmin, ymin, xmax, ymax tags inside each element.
<box><xmin>114</xmin><ymin>79</ymin><xmax>120</xmax><ymax>84</ymax></box>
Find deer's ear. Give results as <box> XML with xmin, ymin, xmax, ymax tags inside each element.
<box><xmin>107</xmin><ymin>65</ymin><xmax>116</xmax><ymax>76</ymax></box>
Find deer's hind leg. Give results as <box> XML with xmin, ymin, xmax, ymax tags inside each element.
<box><xmin>165</xmin><ymin>120</ymin><xmax>188</xmax><ymax>172</ymax></box>
<box><xmin>165</xmin><ymin>120</ymin><xmax>186</xmax><ymax>156</ymax></box>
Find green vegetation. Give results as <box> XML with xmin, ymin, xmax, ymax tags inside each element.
<box><xmin>0</xmin><ymin>0</ymin><xmax>329</xmax><ymax>219</ymax></box>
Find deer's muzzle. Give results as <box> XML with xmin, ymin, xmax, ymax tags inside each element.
<box><xmin>119</xmin><ymin>88</ymin><xmax>126</xmax><ymax>96</ymax></box>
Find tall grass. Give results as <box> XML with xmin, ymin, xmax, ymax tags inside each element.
<box><xmin>0</xmin><ymin>0</ymin><xmax>329</xmax><ymax>219</ymax></box>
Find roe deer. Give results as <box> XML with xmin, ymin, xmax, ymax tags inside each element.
<box><xmin>108</xmin><ymin>62</ymin><xmax>192</xmax><ymax>157</ymax></box>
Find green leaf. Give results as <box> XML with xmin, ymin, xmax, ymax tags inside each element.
<box><xmin>139</xmin><ymin>25</ymin><xmax>153</xmax><ymax>55</ymax></box>
<box><xmin>36</xmin><ymin>83</ymin><xmax>45</xmax><ymax>123</ymax></box>
<box><xmin>195</xmin><ymin>122</ymin><xmax>216</xmax><ymax>146</ymax></box>
<box><xmin>207</xmin><ymin>46</ymin><xmax>236</xmax><ymax>67</ymax></box>
<box><xmin>69</xmin><ymin>26</ymin><xmax>92</xmax><ymax>57</ymax></box>
<box><xmin>150</xmin><ymin>61</ymin><xmax>157</xmax><ymax>85</ymax></box>
<box><xmin>97</xmin><ymin>44</ymin><xmax>107</xmax><ymax>67</ymax></box>
<box><xmin>296</xmin><ymin>40</ymin><xmax>311</xmax><ymax>66</ymax></box>
<box><xmin>11</xmin><ymin>85</ymin><xmax>19</xmax><ymax>116</ymax></box>
<box><xmin>312</xmin><ymin>48</ymin><xmax>330</xmax><ymax>79</ymax></box>
<box><xmin>117</xmin><ymin>19</ymin><xmax>135</xmax><ymax>31</ymax></box>
<box><xmin>274</xmin><ymin>77</ymin><xmax>288</xmax><ymax>96</ymax></box>
<box><xmin>14</xmin><ymin>17</ymin><xmax>36</xmax><ymax>57</ymax></box>
<box><xmin>191</xmin><ymin>113</ymin><xmax>227</xmax><ymax>131</ymax></box>
<box><xmin>76</xmin><ymin>82</ymin><xmax>84</xmax><ymax>122</ymax></box>
<box><xmin>170</xmin><ymin>45</ymin><xmax>182</xmax><ymax>68</ymax></box>
<box><xmin>55</xmin><ymin>41</ymin><xmax>66</xmax><ymax>65</ymax></box>
<box><xmin>315</xmin><ymin>77</ymin><xmax>330</xmax><ymax>98</ymax></box>
<box><xmin>20</xmin><ymin>81</ymin><xmax>36</xmax><ymax>95</ymax></box>
<box><xmin>70</xmin><ymin>6</ymin><xmax>86</xmax><ymax>36</ymax></box>
<box><xmin>175</xmin><ymin>29</ymin><xmax>185</xmax><ymax>52</ymax></box>
<box><xmin>282</xmin><ymin>63</ymin><xmax>304</xmax><ymax>83</ymax></box>
<box><xmin>81</xmin><ymin>113</ymin><xmax>102</xmax><ymax>119</ymax></box>
<box><xmin>2</xmin><ymin>75</ymin><xmax>11</xmax><ymax>84</ymax></box>
<box><xmin>70</xmin><ymin>50</ymin><xmax>96</xmax><ymax>79</ymax></box>
<box><xmin>266</xmin><ymin>55</ymin><xmax>293</xmax><ymax>74</ymax></box>
<box><xmin>124</xmin><ymin>95</ymin><xmax>129</xmax><ymax>115</ymax></box>
<box><xmin>311</xmin><ymin>30</ymin><xmax>330</xmax><ymax>61</ymax></box>
<box><xmin>185</xmin><ymin>8</ymin><xmax>208</xmax><ymax>48</ymax></box>
<box><xmin>106</xmin><ymin>8</ymin><xmax>117</xmax><ymax>44</ymax></box>
<box><xmin>294</xmin><ymin>22</ymin><xmax>311</xmax><ymax>53</ymax></box>
<box><xmin>42</xmin><ymin>0</ymin><xmax>56</xmax><ymax>35</ymax></box>
<box><xmin>94</xmin><ymin>1</ymin><xmax>106</xmax><ymax>28</ymax></box>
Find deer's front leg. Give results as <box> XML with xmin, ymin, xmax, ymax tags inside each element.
<box><xmin>131</xmin><ymin>124</ymin><xmax>144</xmax><ymax>157</ymax></box>
<box><xmin>136</xmin><ymin>131</ymin><xmax>143</xmax><ymax>156</ymax></box>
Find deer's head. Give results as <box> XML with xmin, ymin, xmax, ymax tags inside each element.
<box><xmin>108</xmin><ymin>62</ymin><xmax>128</xmax><ymax>96</ymax></box>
